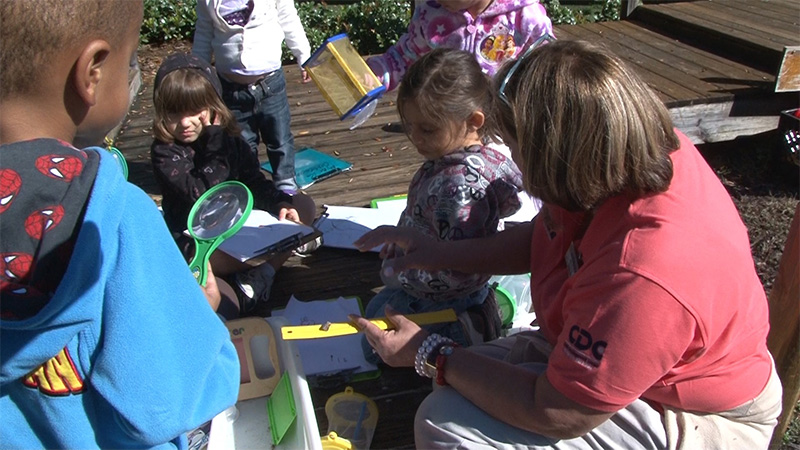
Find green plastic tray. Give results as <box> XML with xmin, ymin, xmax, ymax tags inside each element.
<box><xmin>267</xmin><ymin>372</ymin><xmax>297</xmax><ymax>445</ymax></box>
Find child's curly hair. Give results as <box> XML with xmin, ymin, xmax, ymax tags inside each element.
<box><xmin>0</xmin><ymin>0</ymin><xmax>142</xmax><ymax>101</ymax></box>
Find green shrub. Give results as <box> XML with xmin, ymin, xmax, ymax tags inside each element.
<box><xmin>286</xmin><ymin>1</ymin><xmax>411</xmax><ymax>64</ymax></box>
<box><xmin>139</xmin><ymin>0</ymin><xmax>622</xmax><ymax>57</ymax></box>
<box><xmin>141</xmin><ymin>0</ymin><xmax>196</xmax><ymax>45</ymax></box>
<box><xmin>542</xmin><ymin>0</ymin><xmax>620</xmax><ymax>25</ymax></box>
<box><xmin>341</xmin><ymin>1</ymin><xmax>411</xmax><ymax>55</ymax></box>
<box><xmin>600</xmin><ymin>0</ymin><xmax>622</xmax><ymax>22</ymax></box>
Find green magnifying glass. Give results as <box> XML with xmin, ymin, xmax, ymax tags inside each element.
<box><xmin>108</xmin><ymin>147</ymin><xmax>129</xmax><ymax>180</ymax></box>
<box><xmin>87</xmin><ymin>145</ymin><xmax>129</xmax><ymax>180</ymax></box>
<box><xmin>187</xmin><ymin>181</ymin><xmax>253</xmax><ymax>285</ymax></box>
<box><xmin>102</xmin><ymin>137</ymin><xmax>129</xmax><ymax>180</ymax></box>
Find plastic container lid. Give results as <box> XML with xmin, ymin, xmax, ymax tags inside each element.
<box><xmin>267</xmin><ymin>372</ymin><xmax>297</xmax><ymax>445</ymax></box>
<box><xmin>348</xmin><ymin>98</ymin><xmax>378</xmax><ymax>130</ymax></box>
<box><xmin>494</xmin><ymin>285</ymin><xmax>517</xmax><ymax>327</ymax></box>
<box><xmin>321</xmin><ymin>432</ymin><xmax>353</xmax><ymax>450</ymax></box>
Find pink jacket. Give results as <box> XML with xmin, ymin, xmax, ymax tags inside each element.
<box><xmin>368</xmin><ymin>0</ymin><xmax>552</xmax><ymax>90</ymax></box>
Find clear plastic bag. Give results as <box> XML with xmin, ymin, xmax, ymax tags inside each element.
<box><xmin>489</xmin><ymin>274</ymin><xmax>535</xmax><ymax>332</ymax></box>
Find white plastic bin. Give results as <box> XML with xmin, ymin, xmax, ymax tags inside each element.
<box><xmin>207</xmin><ymin>316</ymin><xmax>322</xmax><ymax>450</ymax></box>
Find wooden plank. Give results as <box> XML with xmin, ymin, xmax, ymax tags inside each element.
<box><xmin>669</xmin><ymin>97</ymin><xmax>792</xmax><ymax>144</ymax></box>
<box><xmin>614</xmin><ymin>19</ymin><xmax>775</xmax><ymax>89</ymax></box>
<box><xmin>593</xmin><ymin>21</ymin><xmax>766</xmax><ymax>97</ymax></box>
<box><xmin>676</xmin><ymin>1</ymin><xmax>799</xmax><ymax>46</ymax></box>
<box><xmin>268</xmin><ymin>251</ymin><xmax>385</xmax><ymax>308</ymax></box>
<box><xmin>699</xmin><ymin>0</ymin><xmax>799</xmax><ymax>37</ymax></box>
<box><xmin>556</xmin><ymin>23</ymin><xmax>705</xmax><ymax>104</ymax></box>
<box><xmin>777</xmin><ymin>47</ymin><xmax>800</xmax><ymax>92</ymax></box>
<box><xmin>726</xmin><ymin>0</ymin><xmax>800</xmax><ymax>12</ymax></box>
<box><xmin>720</xmin><ymin>0</ymin><xmax>800</xmax><ymax>29</ymax></box>
<box><xmin>767</xmin><ymin>202</ymin><xmax>800</xmax><ymax>448</ymax></box>
<box><xmin>638</xmin><ymin>2</ymin><xmax>788</xmax><ymax>57</ymax></box>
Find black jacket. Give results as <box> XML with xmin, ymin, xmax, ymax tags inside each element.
<box><xmin>150</xmin><ymin>125</ymin><xmax>291</xmax><ymax>235</ymax></box>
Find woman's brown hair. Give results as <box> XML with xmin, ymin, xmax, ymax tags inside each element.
<box><xmin>152</xmin><ymin>69</ymin><xmax>240</xmax><ymax>142</ymax></box>
<box><xmin>495</xmin><ymin>40</ymin><xmax>678</xmax><ymax>211</ymax></box>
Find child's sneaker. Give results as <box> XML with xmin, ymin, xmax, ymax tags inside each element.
<box><xmin>458</xmin><ymin>290</ymin><xmax>502</xmax><ymax>346</ymax></box>
<box><xmin>186</xmin><ymin>427</ymin><xmax>209</xmax><ymax>450</ymax></box>
<box><xmin>292</xmin><ymin>235</ymin><xmax>323</xmax><ymax>258</ymax></box>
<box><xmin>277</xmin><ymin>183</ymin><xmax>299</xmax><ymax>196</ymax></box>
<box><xmin>234</xmin><ymin>263</ymin><xmax>276</xmax><ymax>315</ymax></box>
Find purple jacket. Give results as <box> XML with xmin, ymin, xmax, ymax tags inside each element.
<box><xmin>367</xmin><ymin>0</ymin><xmax>552</xmax><ymax>90</ymax></box>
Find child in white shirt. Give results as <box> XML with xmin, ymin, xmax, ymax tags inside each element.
<box><xmin>193</xmin><ymin>0</ymin><xmax>311</xmax><ymax>193</ymax></box>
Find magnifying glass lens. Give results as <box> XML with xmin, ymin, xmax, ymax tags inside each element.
<box><xmin>192</xmin><ymin>192</ymin><xmax>244</xmax><ymax>239</ymax></box>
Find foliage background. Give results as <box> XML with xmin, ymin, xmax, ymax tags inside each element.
<box><xmin>141</xmin><ymin>0</ymin><xmax>621</xmax><ymax>59</ymax></box>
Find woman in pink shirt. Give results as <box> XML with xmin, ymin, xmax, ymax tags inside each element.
<box><xmin>353</xmin><ymin>40</ymin><xmax>782</xmax><ymax>449</ymax></box>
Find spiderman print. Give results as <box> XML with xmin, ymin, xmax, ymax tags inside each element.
<box><xmin>0</xmin><ymin>168</ymin><xmax>21</xmax><ymax>214</ymax></box>
<box><xmin>0</xmin><ymin>139</ymin><xmax>98</xmax><ymax>320</ymax></box>
<box><xmin>35</xmin><ymin>154</ymin><xmax>84</xmax><ymax>182</ymax></box>
<box><xmin>24</xmin><ymin>205</ymin><xmax>65</xmax><ymax>240</ymax></box>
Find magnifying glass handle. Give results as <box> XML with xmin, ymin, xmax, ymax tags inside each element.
<box><xmin>188</xmin><ymin>238</ymin><xmax>218</xmax><ymax>286</ymax></box>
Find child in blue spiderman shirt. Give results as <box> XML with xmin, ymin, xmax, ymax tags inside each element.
<box><xmin>0</xmin><ymin>1</ymin><xmax>239</xmax><ymax>448</ymax></box>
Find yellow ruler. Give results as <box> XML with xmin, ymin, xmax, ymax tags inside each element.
<box><xmin>281</xmin><ymin>309</ymin><xmax>458</xmax><ymax>340</ymax></box>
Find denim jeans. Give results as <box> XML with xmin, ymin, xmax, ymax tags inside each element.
<box><xmin>361</xmin><ymin>286</ymin><xmax>489</xmax><ymax>365</ymax></box>
<box><xmin>220</xmin><ymin>69</ymin><xmax>298</xmax><ymax>191</ymax></box>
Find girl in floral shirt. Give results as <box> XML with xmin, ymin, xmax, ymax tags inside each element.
<box><xmin>362</xmin><ymin>48</ymin><xmax>524</xmax><ymax>361</ymax></box>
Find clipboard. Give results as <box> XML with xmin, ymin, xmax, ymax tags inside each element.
<box><xmin>261</xmin><ymin>147</ymin><xmax>352</xmax><ymax>189</ymax></box>
<box><xmin>314</xmin><ymin>204</ymin><xmax>401</xmax><ymax>252</ymax></box>
<box><xmin>216</xmin><ymin>209</ymin><xmax>322</xmax><ymax>263</ymax></box>
<box><xmin>369</xmin><ymin>194</ymin><xmax>407</xmax><ymax>209</ymax></box>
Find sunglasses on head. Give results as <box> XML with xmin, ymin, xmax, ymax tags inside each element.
<box><xmin>498</xmin><ymin>33</ymin><xmax>556</xmax><ymax>107</ymax></box>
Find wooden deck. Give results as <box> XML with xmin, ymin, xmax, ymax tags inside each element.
<box><xmin>113</xmin><ymin>1</ymin><xmax>799</xmax><ymax>447</ymax></box>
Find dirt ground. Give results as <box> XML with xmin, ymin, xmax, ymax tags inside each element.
<box><xmin>134</xmin><ymin>41</ymin><xmax>800</xmax><ymax>447</ymax></box>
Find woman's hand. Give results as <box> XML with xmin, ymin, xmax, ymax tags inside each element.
<box><xmin>354</xmin><ymin>226</ymin><xmax>442</xmax><ymax>276</ymax></box>
<box><xmin>349</xmin><ymin>305</ymin><xmax>428</xmax><ymax>367</ymax></box>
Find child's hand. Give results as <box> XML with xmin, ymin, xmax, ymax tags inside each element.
<box><xmin>355</xmin><ymin>226</ymin><xmax>441</xmax><ymax>277</ymax></box>
<box><xmin>277</xmin><ymin>204</ymin><xmax>301</xmax><ymax>223</ymax></box>
<box><xmin>201</xmin><ymin>262</ymin><xmax>222</xmax><ymax>312</ymax></box>
<box><xmin>200</xmin><ymin>109</ymin><xmax>221</xmax><ymax>126</ymax></box>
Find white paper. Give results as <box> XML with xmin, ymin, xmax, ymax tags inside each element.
<box><xmin>504</xmin><ymin>194</ymin><xmax>542</xmax><ymax>223</ymax></box>
<box><xmin>488</xmin><ymin>141</ymin><xmax>543</xmax><ymax>224</ymax></box>
<box><xmin>373</xmin><ymin>198</ymin><xmax>407</xmax><ymax>215</ymax></box>
<box><xmin>316</xmin><ymin>205</ymin><xmax>402</xmax><ymax>252</ymax></box>
<box><xmin>217</xmin><ymin>209</ymin><xmax>317</xmax><ymax>262</ymax></box>
<box><xmin>273</xmin><ymin>296</ymin><xmax>378</xmax><ymax>377</ymax></box>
